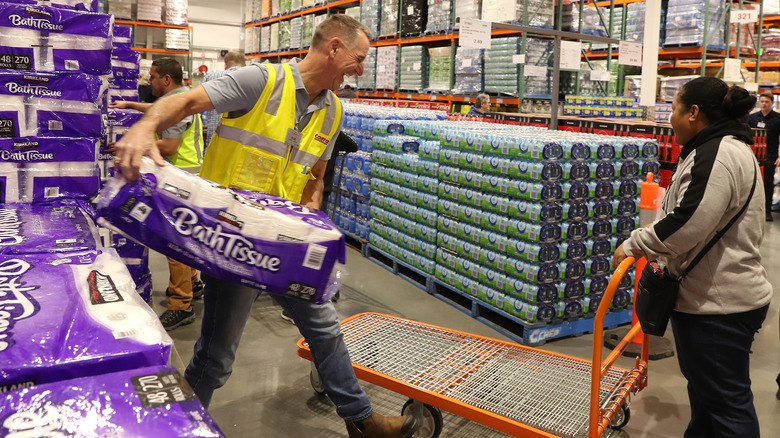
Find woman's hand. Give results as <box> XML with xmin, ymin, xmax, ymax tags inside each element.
<box><xmin>612</xmin><ymin>243</ymin><xmax>628</xmax><ymax>269</ymax></box>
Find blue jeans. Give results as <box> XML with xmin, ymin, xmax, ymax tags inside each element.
<box><xmin>184</xmin><ymin>273</ymin><xmax>373</xmax><ymax>421</ymax></box>
<box><xmin>671</xmin><ymin>305</ymin><xmax>768</xmax><ymax>438</ymax></box>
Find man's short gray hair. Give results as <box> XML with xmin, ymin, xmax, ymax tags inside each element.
<box><xmin>311</xmin><ymin>15</ymin><xmax>373</xmax><ymax>50</ymax></box>
<box><xmin>475</xmin><ymin>94</ymin><xmax>490</xmax><ymax>107</ymax></box>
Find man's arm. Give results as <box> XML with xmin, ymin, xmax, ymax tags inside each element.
<box><xmin>109</xmin><ymin>101</ymin><xmax>153</xmax><ymax>113</ymax></box>
<box><xmin>114</xmin><ymin>86</ymin><xmax>214</xmax><ymax>181</ymax></box>
<box><xmin>300</xmin><ymin>159</ymin><xmax>328</xmax><ymax>209</ymax></box>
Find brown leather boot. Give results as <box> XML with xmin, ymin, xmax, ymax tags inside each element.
<box><xmin>345</xmin><ymin>412</ymin><xmax>419</xmax><ymax>438</ymax></box>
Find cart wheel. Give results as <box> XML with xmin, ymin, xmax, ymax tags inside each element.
<box><xmin>309</xmin><ymin>367</ymin><xmax>325</xmax><ymax>395</ymax></box>
<box><xmin>401</xmin><ymin>399</ymin><xmax>443</xmax><ymax>438</ymax></box>
<box><xmin>610</xmin><ymin>403</ymin><xmax>630</xmax><ymax>430</ymax></box>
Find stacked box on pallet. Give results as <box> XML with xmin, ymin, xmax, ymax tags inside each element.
<box><xmin>261</xmin><ymin>25</ymin><xmax>271</xmax><ymax>52</ymax></box>
<box><xmin>432</xmin><ymin>122</ymin><xmax>657</xmax><ymax>323</ymax></box>
<box><xmin>664</xmin><ymin>0</ymin><xmax>725</xmax><ymax>48</ymax></box>
<box><xmin>302</xmin><ymin>15</ymin><xmax>315</xmax><ymax>48</ymax></box>
<box><xmin>163</xmin><ymin>0</ymin><xmax>188</xmax><ymax>26</ymax></box>
<box><xmin>625</xmin><ymin>1</ymin><xmax>645</xmax><ymax>43</ymax></box>
<box><xmin>454</xmin><ymin>0</ymin><xmax>480</xmax><ymax>30</ymax></box>
<box><xmin>426</xmin><ymin>0</ymin><xmax>452</xmax><ymax>34</ymax></box>
<box><xmin>335</xmin><ymin>104</ymin><xmax>375</xmax><ymax>237</ymax></box>
<box><xmin>289</xmin><ymin>16</ymin><xmax>302</xmax><ymax>50</ymax></box>
<box><xmin>368</xmin><ymin>109</ymin><xmax>450</xmax><ymax>277</ymax></box>
<box><xmin>482</xmin><ymin>0</ymin><xmax>553</xmax><ymax>28</ymax></box>
<box><xmin>451</xmin><ymin>47</ymin><xmax>483</xmax><ymax>94</ymax></box>
<box><xmin>137</xmin><ymin>0</ymin><xmax>163</xmax><ymax>21</ymax></box>
<box><xmin>291</xmin><ymin>0</ymin><xmax>301</xmax><ymax>12</ymax></box>
<box><xmin>524</xmin><ymin>38</ymin><xmax>552</xmax><ymax>97</ymax></box>
<box><xmin>279</xmin><ymin>19</ymin><xmax>291</xmax><ymax>51</ymax></box>
<box><xmin>401</xmin><ymin>0</ymin><xmax>427</xmax><ymax>37</ymax></box>
<box><xmin>380</xmin><ymin>0</ymin><xmax>399</xmax><ymax>37</ymax></box>
<box><xmin>270</xmin><ymin>22</ymin><xmax>279</xmax><ymax>52</ymax></box>
<box><xmin>484</xmin><ymin>37</ymin><xmax>520</xmax><ymax>96</ymax></box>
<box><xmin>399</xmin><ymin>45</ymin><xmax>428</xmax><ymax>92</ymax></box>
<box><xmin>357</xmin><ymin>47</ymin><xmax>378</xmax><ymax>90</ymax></box>
<box><xmin>427</xmin><ymin>46</ymin><xmax>451</xmax><ymax>92</ymax></box>
<box><xmin>362</xmin><ymin>0</ymin><xmax>381</xmax><ymax>39</ymax></box>
<box><xmin>345</xmin><ymin>6</ymin><xmax>361</xmax><ymax>20</ymax></box>
<box><xmin>557</xmin><ymin>0</ymin><xmax>579</xmax><ymax>32</ymax></box>
<box><xmin>279</xmin><ymin>0</ymin><xmax>291</xmax><ymax>15</ymax></box>
<box><xmin>590</xmin><ymin>7</ymin><xmax>623</xmax><ymax>51</ymax></box>
<box><xmin>376</xmin><ymin>46</ymin><xmax>399</xmax><ymax>90</ymax></box>
<box><xmin>561</xmin><ymin>60</ymin><xmax>619</xmax><ymax>97</ymax></box>
<box><xmin>165</xmin><ymin>28</ymin><xmax>189</xmax><ymax>51</ymax></box>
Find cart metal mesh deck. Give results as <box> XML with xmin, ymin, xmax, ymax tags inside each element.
<box><xmin>339</xmin><ymin>313</ymin><xmax>630</xmax><ymax>438</ymax></box>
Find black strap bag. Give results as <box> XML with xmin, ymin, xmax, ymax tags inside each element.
<box><xmin>635</xmin><ymin>165</ymin><xmax>757</xmax><ymax>336</ymax></box>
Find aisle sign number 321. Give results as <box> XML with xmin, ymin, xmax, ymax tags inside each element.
<box><xmin>730</xmin><ymin>10</ymin><xmax>759</xmax><ymax>24</ymax></box>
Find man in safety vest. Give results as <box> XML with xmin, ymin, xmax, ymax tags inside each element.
<box><xmin>110</xmin><ymin>58</ymin><xmax>205</xmax><ymax>331</ymax></box>
<box><xmin>113</xmin><ymin>16</ymin><xmax>420</xmax><ymax>438</ymax></box>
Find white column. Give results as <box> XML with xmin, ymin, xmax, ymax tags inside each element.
<box><xmin>640</xmin><ymin>0</ymin><xmax>663</xmax><ymax>107</ymax></box>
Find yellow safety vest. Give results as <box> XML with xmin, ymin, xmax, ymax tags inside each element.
<box><xmin>200</xmin><ymin>63</ymin><xmax>341</xmax><ymax>203</ymax></box>
<box><xmin>157</xmin><ymin>88</ymin><xmax>204</xmax><ymax>174</ymax></box>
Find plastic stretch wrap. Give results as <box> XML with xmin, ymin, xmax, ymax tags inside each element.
<box><xmin>0</xmin><ymin>248</ymin><xmax>172</xmax><ymax>389</ymax></box>
<box><xmin>1</xmin><ymin>0</ymin><xmax>100</xmax><ymax>14</ymax></box>
<box><xmin>0</xmin><ymin>3</ymin><xmax>112</xmax><ymax>75</ymax></box>
<box><xmin>111</xmin><ymin>47</ymin><xmax>141</xmax><ymax>79</ymax></box>
<box><xmin>0</xmin><ymin>365</ymin><xmax>224</xmax><ymax>437</ymax></box>
<box><xmin>96</xmin><ymin>158</ymin><xmax>348</xmax><ymax>304</ymax></box>
<box><xmin>112</xmin><ymin>25</ymin><xmax>133</xmax><ymax>48</ymax></box>
<box><xmin>0</xmin><ymin>137</ymin><xmax>100</xmax><ymax>203</ymax></box>
<box><xmin>0</xmin><ymin>201</ymin><xmax>100</xmax><ymax>254</ymax></box>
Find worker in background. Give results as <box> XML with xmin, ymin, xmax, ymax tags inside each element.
<box><xmin>112</xmin><ymin>15</ymin><xmax>420</xmax><ymax>438</ymax></box>
<box><xmin>200</xmin><ymin>50</ymin><xmax>247</xmax><ymax>147</ymax></box>
<box><xmin>747</xmin><ymin>91</ymin><xmax>780</xmax><ymax>221</ymax></box>
<box><xmin>468</xmin><ymin>93</ymin><xmax>491</xmax><ymax>116</ymax></box>
<box><xmin>110</xmin><ymin>58</ymin><xmax>205</xmax><ymax>331</ymax></box>
<box><xmin>339</xmin><ymin>84</ymin><xmax>358</xmax><ymax>98</ymax></box>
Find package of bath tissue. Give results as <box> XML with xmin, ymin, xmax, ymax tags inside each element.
<box><xmin>110</xmin><ymin>47</ymin><xmax>140</xmax><ymax>78</ymax></box>
<box><xmin>0</xmin><ymin>249</ymin><xmax>172</xmax><ymax>389</ymax></box>
<box><xmin>0</xmin><ymin>3</ymin><xmax>112</xmax><ymax>75</ymax></box>
<box><xmin>112</xmin><ymin>24</ymin><xmax>133</xmax><ymax>48</ymax></box>
<box><xmin>0</xmin><ymin>201</ymin><xmax>100</xmax><ymax>255</ymax></box>
<box><xmin>0</xmin><ymin>72</ymin><xmax>103</xmax><ymax>136</ymax></box>
<box><xmin>23</xmin><ymin>161</ymin><xmax>100</xmax><ymax>202</ymax></box>
<box><xmin>0</xmin><ymin>365</ymin><xmax>225</xmax><ymax>437</ymax></box>
<box><xmin>96</xmin><ymin>158</ymin><xmax>347</xmax><ymax>304</ymax></box>
<box><xmin>2</xmin><ymin>0</ymin><xmax>100</xmax><ymax>12</ymax></box>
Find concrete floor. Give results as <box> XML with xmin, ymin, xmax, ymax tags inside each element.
<box><xmin>151</xmin><ymin>221</ymin><xmax>780</xmax><ymax>438</ymax></box>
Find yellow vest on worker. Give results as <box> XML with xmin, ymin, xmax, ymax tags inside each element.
<box><xmin>199</xmin><ymin>63</ymin><xmax>342</xmax><ymax>203</ymax></box>
<box><xmin>156</xmin><ymin>87</ymin><xmax>204</xmax><ymax>174</ymax></box>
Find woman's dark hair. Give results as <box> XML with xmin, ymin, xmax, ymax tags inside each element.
<box><xmin>677</xmin><ymin>76</ymin><xmax>756</xmax><ymax>121</ymax></box>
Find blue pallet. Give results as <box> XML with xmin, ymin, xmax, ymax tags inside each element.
<box><xmin>365</xmin><ymin>245</ymin><xmax>434</xmax><ymax>293</ymax></box>
<box><xmin>430</xmin><ymin>279</ymin><xmax>633</xmax><ymax>347</ymax></box>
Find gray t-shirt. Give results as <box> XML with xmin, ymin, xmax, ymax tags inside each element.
<box><xmin>201</xmin><ymin>60</ymin><xmax>340</xmax><ymax>160</ymax></box>
<box><xmin>158</xmin><ymin>86</ymin><xmax>193</xmax><ymax>139</ymax></box>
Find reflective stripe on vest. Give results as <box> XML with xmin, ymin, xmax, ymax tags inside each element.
<box><xmin>199</xmin><ymin>63</ymin><xmax>342</xmax><ymax>203</ymax></box>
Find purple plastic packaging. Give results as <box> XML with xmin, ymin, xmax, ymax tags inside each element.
<box><xmin>0</xmin><ymin>137</ymin><xmax>97</xmax><ymax>162</ymax></box>
<box><xmin>110</xmin><ymin>47</ymin><xmax>140</xmax><ymax>78</ymax></box>
<box><xmin>96</xmin><ymin>160</ymin><xmax>347</xmax><ymax>304</ymax></box>
<box><xmin>112</xmin><ymin>24</ymin><xmax>133</xmax><ymax>48</ymax></box>
<box><xmin>1</xmin><ymin>0</ymin><xmax>100</xmax><ymax>12</ymax></box>
<box><xmin>0</xmin><ymin>249</ymin><xmax>172</xmax><ymax>389</ymax></box>
<box><xmin>0</xmin><ymin>365</ymin><xmax>224</xmax><ymax>437</ymax></box>
<box><xmin>0</xmin><ymin>4</ymin><xmax>111</xmax><ymax>75</ymax></box>
<box><xmin>0</xmin><ymin>201</ymin><xmax>100</xmax><ymax>254</ymax></box>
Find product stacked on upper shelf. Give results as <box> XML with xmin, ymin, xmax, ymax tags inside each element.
<box><xmin>376</xmin><ymin>46</ymin><xmax>399</xmax><ymax>90</ymax></box>
<box><xmin>589</xmin><ymin>6</ymin><xmax>623</xmax><ymax>51</ymax></box>
<box><xmin>399</xmin><ymin>45</ymin><xmax>428</xmax><ymax>92</ymax></box>
<box><xmin>361</xmin><ymin>0</ymin><xmax>381</xmax><ymax>38</ymax></box>
<box><xmin>425</xmin><ymin>0</ymin><xmax>452</xmax><ymax>34</ymax></box>
<box><xmin>137</xmin><ymin>0</ymin><xmax>163</xmax><ymax>22</ymax></box>
<box><xmin>163</xmin><ymin>0</ymin><xmax>188</xmax><ymax>25</ymax></box>
<box><xmin>481</xmin><ymin>0</ymin><xmax>554</xmax><ymax>28</ymax></box>
<box><xmin>452</xmin><ymin>47</ymin><xmax>483</xmax><ymax>95</ymax></box>
<box><xmin>357</xmin><ymin>47</ymin><xmax>377</xmax><ymax>90</ymax></box>
<box><xmin>368</xmin><ymin>108</ymin><xmax>449</xmax><ymax>275</ymax></box>
<box><xmin>380</xmin><ymin>0</ymin><xmax>399</xmax><ymax>37</ymax></box>
<box><xmin>289</xmin><ymin>16</ymin><xmax>303</xmax><ymax>50</ymax></box>
<box><xmin>484</xmin><ymin>37</ymin><xmax>521</xmax><ymax>96</ymax></box>
<box><xmin>279</xmin><ymin>20</ymin><xmax>291</xmax><ymax>51</ymax></box>
<box><xmin>431</xmin><ymin>121</ymin><xmax>658</xmax><ymax>324</ymax></box>
<box><xmin>0</xmin><ymin>2</ymin><xmax>112</xmax><ymax>203</ymax></box>
<box><xmin>400</xmin><ymin>0</ymin><xmax>427</xmax><ymax>37</ymax></box>
<box><xmin>427</xmin><ymin>46</ymin><xmax>452</xmax><ymax>93</ymax></box>
<box><xmin>664</xmin><ymin>0</ymin><xmax>725</xmax><ymax>48</ymax></box>
<box><xmin>523</xmin><ymin>38</ymin><xmax>553</xmax><ymax>97</ymax></box>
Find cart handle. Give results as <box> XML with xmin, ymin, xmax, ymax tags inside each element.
<box><xmin>589</xmin><ymin>256</ymin><xmax>649</xmax><ymax>438</ymax></box>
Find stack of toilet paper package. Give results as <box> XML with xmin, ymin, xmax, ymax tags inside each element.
<box><xmin>0</xmin><ymin>0</ymin><xmax>100</xmax><ymax>13</ymax></box>
<box><xmin>109</xmin><ymin>24</ymin><xmax>141</xmax><ymax>104</ymax></box>
<box><xmin>0</xmin><ymin>2</ymin><xmax>112</xmax><ymax>203</ymax></box>
<box><xmin>96</xmin><ymin>158</ymin><xmax>348</xmax><ymax>304</ymax></box>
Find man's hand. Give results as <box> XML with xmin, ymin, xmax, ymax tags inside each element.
<box><xmin>612</xmin><ymin>243</ymin><xmax>628</xmax><ymax>270</ymax></box>
<box><xmin>113</xmin><ymin>121</ymin><xmax>166</xmax><ymax>182</ymax></box>
<box><xmin>774</xmin><ymin>157</ymin><xmax>780</xmax><ymax>167</ymax></box>
<box><xmin>109</xmin><ymin>101</ymin><xmax>132</xmax><ymax>110</ymax></box>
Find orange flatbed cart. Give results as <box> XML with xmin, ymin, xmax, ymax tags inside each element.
<box><xmin>297</xmin><ymin>257</ymin><xmax>648</xmax><ymax>438</ymax></box>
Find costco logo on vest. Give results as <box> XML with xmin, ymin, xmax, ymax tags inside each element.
<box><xmin>314</xmin><ymin>134</ymin><xmax>330</xmax><ymax>145</ymax></box>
